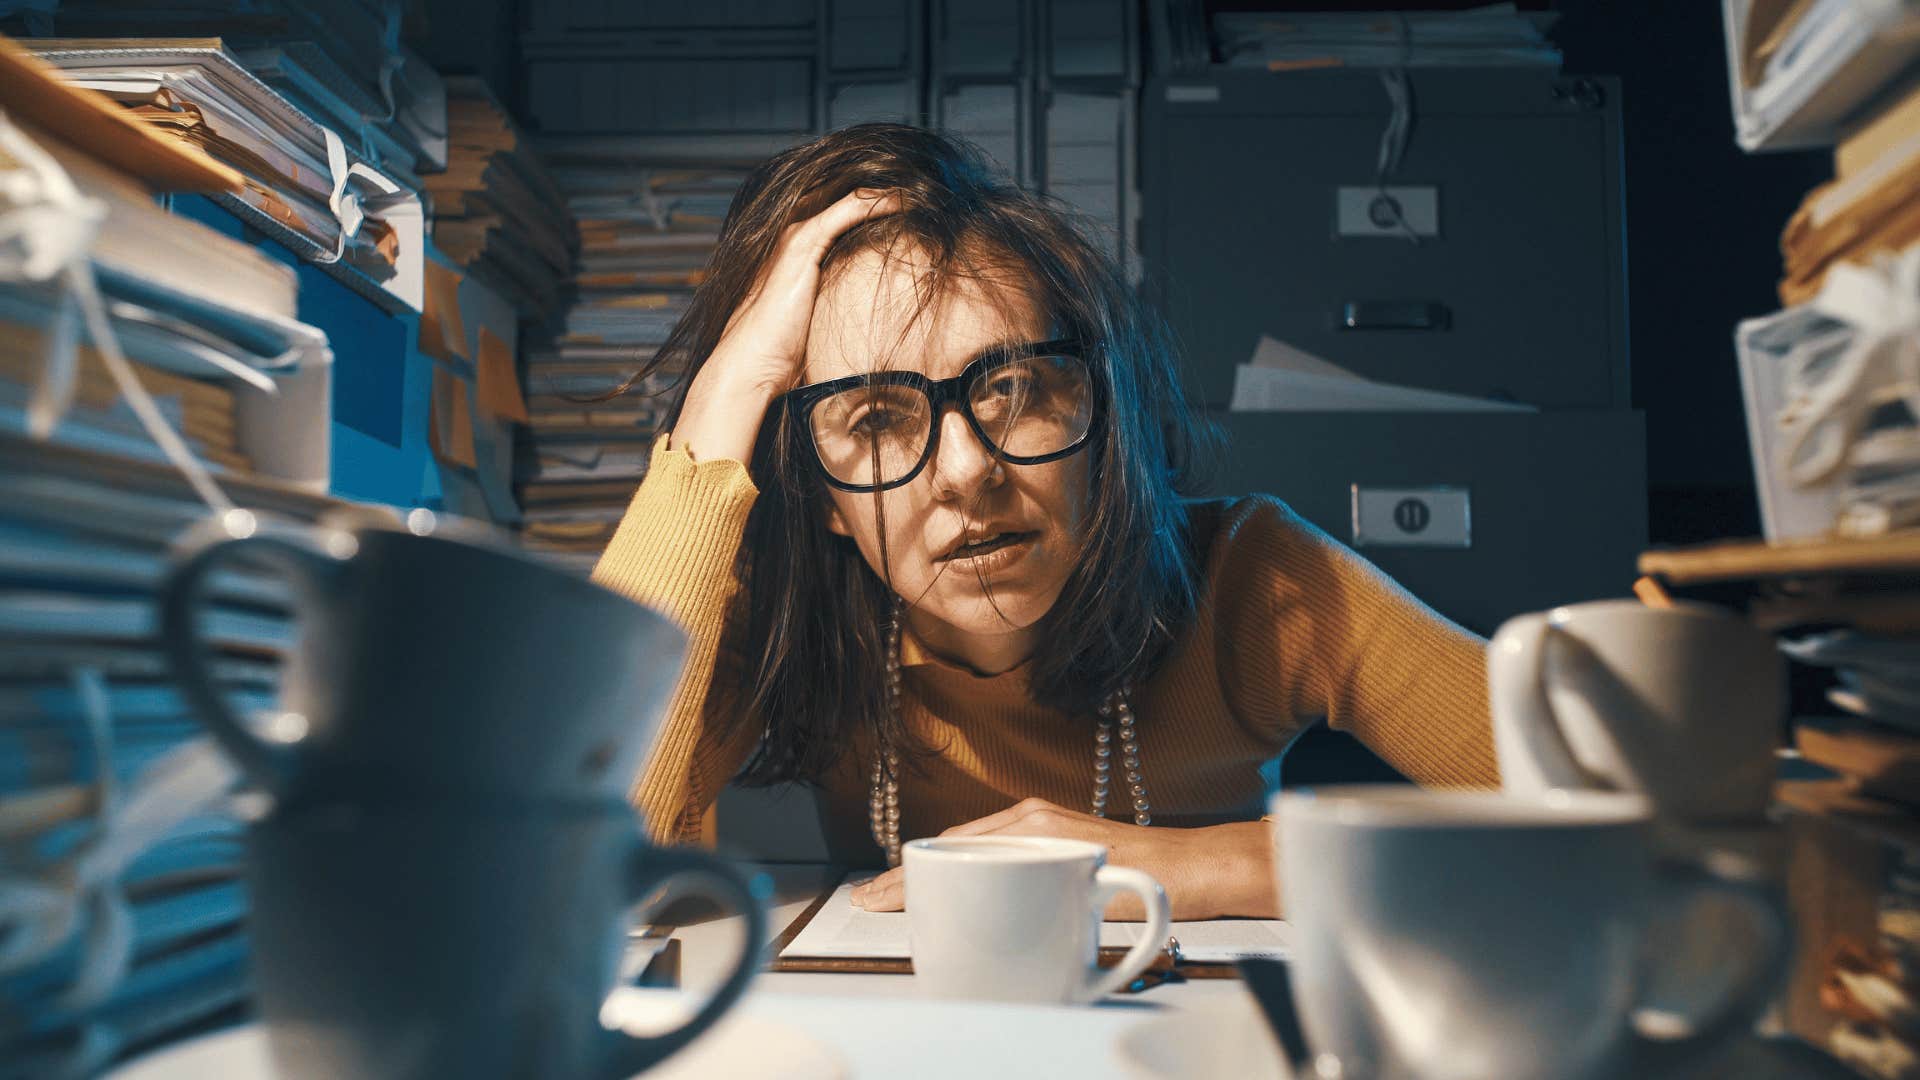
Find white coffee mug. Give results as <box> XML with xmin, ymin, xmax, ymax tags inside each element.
<box><xmin>1488</xmin><ymin>600</ymin><xmax>1784</xmax><ymax>824</ymax></box>
<box><xmin>1272</xmin><ymin>787</ymin><xmax>1791</xmax><ymax>1080</ymax></box>
<box><xmin>903</xmin><ymin>836</ymin><xmax>1170</xmax><ymax>1004</ymax></box>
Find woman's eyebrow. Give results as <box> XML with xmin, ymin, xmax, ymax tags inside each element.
<box><xmin>798</xmin><ymin>334</ymin><xmax>1053</xmax><ymax>388</ymax></box>
<box><xmin>960</xmin><ymin>335</ymin><xmax>1052</xmax><ymax>365</ymax></box>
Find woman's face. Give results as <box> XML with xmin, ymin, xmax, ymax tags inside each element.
<box><xmin>802</xmin><ymin>247</ymin><xmax>1093</xmax><ymax>672</ymax></box>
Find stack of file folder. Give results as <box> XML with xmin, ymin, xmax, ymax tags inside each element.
<box><xmin>1722</xmin><ymin>4</ymin><xmax>1920</xmax><ymax>544</ymax></box>
<box><xmin>515</xmin><ymin>162</ymin><xmax>748</xmax><ymax>571</ymax></box>
<box><xmin>423</xmin><ymin>78</ymin><xmax>576</xmax><ymax>322</ymax></box>
<box><xmin>0</xmin><ymin>38</ymin><xmax>333</xmax><ymax>1074</ymax></box>
<box><xmin>0</xmin><ymin>439</ymin><xmax>305</xmax><ymax>1076</ymax></box>
<box><xmin>25</xmin><ymin>37</ymin><xmax>425</xmax><ymax>314</ymax></box>
<box><xmin>26</xmin><ymin>0</ymin><xmax>446</xmax><ymax>181</ymax></box>
<box><xmin>1780</xmin><ymin>72</ymin><xmax>1920</xmax><ymax>305</ymax></box>
<box><xmin>0</xmin><ymin>55</ymin><xmax>333</xmax><ymax>489</ymax></box>
<box><xmin>1723</xmin><ymin>0</ymin><xmax>1920</xmax><ymax>152</ymax></box>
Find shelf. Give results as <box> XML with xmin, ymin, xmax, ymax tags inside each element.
<box><xmin>1639</xmin><ymin>530</ymin><xmax>1920</xmax><ymax>586</ymax></box>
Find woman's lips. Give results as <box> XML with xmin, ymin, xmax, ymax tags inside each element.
<box><xmin>937</xmin><ymin>530</ymin><xmax>1040</xmax><ymax>565</ymax></box>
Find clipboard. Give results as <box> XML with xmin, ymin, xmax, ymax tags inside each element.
<box><xmin>765</xmin><ymin>878</ymin><xmax>1244</xmax><ymax>986</ymax></box>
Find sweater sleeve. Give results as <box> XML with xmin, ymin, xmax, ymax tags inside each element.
<box><xmin>591</xmin><ymin>436</ymin><xmax>764</xmax><ymax>842</ymax></box>
<box><xmin>1212</xmin><ymin>496</ymin><xmax>1499</xmax><ymax>788</ymax></box>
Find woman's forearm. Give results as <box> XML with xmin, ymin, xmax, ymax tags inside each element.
<box><xmin>669</xmin><ymin>361</ymin><xmax>781</xmax><ymax>465</ymax></box>
<box><xmin>1185</xmin><ymin>820</ymin><xmax>1281</xmax><ymax>919</ymax></box>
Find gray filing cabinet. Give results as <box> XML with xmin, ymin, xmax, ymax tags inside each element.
<box><xmin>1142</xmin><ymin>67</ymin><xmax>1644</xmax><ymax>637</ymax></box>
<box><xmin>1143</xmin><ymin>69</ymin><xmax>1628</xmax><ymax>410</ymax></box>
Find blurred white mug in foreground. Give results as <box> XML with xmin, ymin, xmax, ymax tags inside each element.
<box><xmin>1272</xmin><ymin>787</ymin><xmax>1790</xmax><ymax>1080</ymax></box>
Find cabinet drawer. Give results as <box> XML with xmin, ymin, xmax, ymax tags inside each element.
<box><xmin>1145</xmin><ymin>70</ymin><xmax>1627</xmax><ymax>411</ymax></box>
<box><xmin>1200</xmin><ymin>410</ymin><xmax>1647</xmax><ymax>636</ymax></box>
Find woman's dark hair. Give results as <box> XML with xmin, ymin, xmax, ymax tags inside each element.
<box><xmin>622</xmin><ymin>122</ymin><xmax>1216</xmax><ymax>786</ymax></box>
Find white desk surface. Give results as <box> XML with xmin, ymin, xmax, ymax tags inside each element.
<box><xmin>644</xmin><ymin>863</ymin><xmax>1860</xmax><ymax>1080</ymax></box>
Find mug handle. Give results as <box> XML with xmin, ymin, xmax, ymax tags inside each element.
<box><xmin>1627</xmin><ymin>858</ymin><xmax>1793</xmax><ymax>1074</ymax></box>
<box><xmin>1489</xmin><ymin>615</ymin><xmax>1607</xmax><ymax>792</ymax></box>
<box><xmin>158</xmin><ymin>512</ymin><xmax>348</xmax><ymax>795</ymax></box>
<box><xmin>599</xmin><ymin>846</ymin><xmax>767</xmax><ymax>1078</ymax></box>
<box><xmin>1078</xmin><ymin>865</ymin><xmax>1171</xmax><ymax>1002</ymax></box>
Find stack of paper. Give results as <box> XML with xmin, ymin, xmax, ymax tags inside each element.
<box><xmin>1723</xmin><ymin>0</ymin><xmax>1920</xmax><ymax>152</ymax></box>
<box><xmin>423</xmin><ymin>78</ymin><xmax>577</xmax><ymax>322</ymax></box>
<box><xmin>43</xmin><ymin>0</ymin><xmax>444</xmax><ymax>175</ymax></box>
<box><xmin>0</xmin><ymin>438</ymin><xmax>312</xmax><ymax>1076</ymax></box>
<box><xmin>1228</xmin><ymin>335</ymin><xmax>1536</xmax><ymax>413</ymax></box>
<box><xmin>0</xmin><ymin>38</ymin><xmax>344</xmax><ymax>1071</ymax></box>
<box><xmin>25</xmin><ymin>37</ymin><xmax>425</xmax><ymax>314</ymax></box>
<box><xmin>0</xmin><ymin>41</ymin><xmax>333</xmax><ymax>489</ymax></box>
<box><xmin>1215</xmin><ymin>4</ymin><xmax>1560</xmax><ymax>70</ymax></box>
<box><xmin>514</xmin><ymin>160</ymin><xmax>747</xmax><ymax>570</ymax></box>
<box><xmin>1780</xmin><ymin>73</ymin><xmax>1920</xmax><ymax>304</ymax></box>
<box><xmin>1737</xmin><ymin>248</ymin><xmax>1920</xmax><ymax>544</ymax></box>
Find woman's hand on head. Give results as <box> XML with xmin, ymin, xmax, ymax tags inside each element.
<box><xmin>846</xmin><ymin>798</ymin><xmax>1280</xmax><ymax>921</ymax></box>
<box><xmin>670</xmin><ymin>188</ymin><xmax>902</xmax><ymax>465</ymax></box>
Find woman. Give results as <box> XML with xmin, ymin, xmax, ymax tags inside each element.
<box><xmin>593</xmin><ymin>124</ymin><xmax>1496</xmax><ymax>920</ymax></box>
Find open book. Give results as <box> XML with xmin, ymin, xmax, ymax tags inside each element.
<box><xmin>778</xmin><ymin>876</ymin><xmax>1291</xmax><ymax>966</ymax></box>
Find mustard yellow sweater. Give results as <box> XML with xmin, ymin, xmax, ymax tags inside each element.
<box><xmin>593</xmin><ymin>438</ymin><xmax>1498</xmax><ymax>849</ymax></box>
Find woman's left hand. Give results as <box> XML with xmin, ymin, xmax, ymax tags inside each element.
<box><xmin>847</xmin><ymin>798</ymin><xmax>1279</xmax><ymax>920</ymax></box>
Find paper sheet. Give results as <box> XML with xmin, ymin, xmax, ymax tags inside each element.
<box><xmin>1246</xmin><ymin>333</ymin><xmax>1365</xmax><ymax>381</ymax></box>
<box><xmin>475</xmin><ymin>324</ymin><xmax>528</xmax><ymax>422</ymax></box>
<box><xmin>1229</xmin><ymin>334</ymin><xmax>1535</xmax><ymax>413</ymax></box>
<box><xmin>428</xmin><ymin>364</ymin><xmax>476</xmax><ymax>469</ymax></box>
<box><xmin>1229</xmin><ymin>365</ymin><xmax>1537</xmax><ymax>412</ymax></box>
<box><xmin>779</xmin><ymin>878</ymin><xmax>1291</xmax><ymax>964</ymax></box>
<box><xmin>420</xmin><ymin>260</ymin><xmax>468</xmax><ymax>363</ymax></box>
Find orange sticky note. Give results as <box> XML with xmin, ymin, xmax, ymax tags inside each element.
<box><xmin>419</xmin><ymin>261</ymin><xmax>468</xmax><ymax>362</ymax></box>
<box><xmin>429</xmin><ymin>364</ymin><xmax>477</xmax><ymax>469</ymax></box>
<box><xmin>474</xmin><ymin>324</ymin><xmax>529</xmax><ymax>423</ymax></box>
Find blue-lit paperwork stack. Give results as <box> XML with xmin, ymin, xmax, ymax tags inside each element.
<box><xmin>26</xmin><ymin>37</ymin><xmax>425</xmax><ymax>314</ymax></box>
<box><xmin>515</xmin><ymin>162</ymin><xmax>746</xmax><ymax>570</ymax></box>
<box><xmin>0</xmin><ymin>120</ymin><xmax>331</xmax><ymax>490</ymax></box>
<box><xmin>0</xmin><ymin>38</ymin><xmax>331</xmax><ymax>1076</ymax></box>
<box><xmin>0</xmin><ymin>444</ymin><xmax>303</xmax><ymax>1077</ymax></box>
<box><xmin>26</xmin><ymin>0</ymin><xmax>446</xmax><ymax>181</ymax></box>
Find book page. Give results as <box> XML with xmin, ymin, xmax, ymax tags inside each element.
<box><xmin>779</xmin><ymin>877</ymin><xmax>1290</xmax><ymax>964</ymax></box>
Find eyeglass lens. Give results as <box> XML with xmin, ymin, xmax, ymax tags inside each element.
<box><xmin>808</xmin><ymin>354</ymin><xmax>1092</xmax><ymax>489</ymax></box>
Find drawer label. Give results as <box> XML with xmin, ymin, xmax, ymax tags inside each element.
<box><xmin>1351</xmin><ymin>486</ymin><xmax>1471</xmax><ymax>548</ymax></box>
<box><xmin>1336</xmin><ymin>185</ymin><xmax>1440</xmax><ymax>239</ymax></box>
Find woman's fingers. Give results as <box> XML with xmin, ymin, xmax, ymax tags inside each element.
<box><xmin>785</xmin><ymin>188</ymin><xmax>901</xmax><ymax>262</ymax></box>
<box><xmin>708</xmin><ymin>188</ymin><xmax>901</xmax><ymax>380</ymax></box>
<box><xmin>674</xmin><ymin>187</ymin><xmax>904</xmax><ymax>461</ymax></box>
<box><xmin>939</xmin><ymin>797</ymin><xmax>1074</xmax><ymax>838</ymax></box>
<box><xmin>849</xmin><ymin>868</ymin><xmax>906</xmax><ymax>911</ymax></box>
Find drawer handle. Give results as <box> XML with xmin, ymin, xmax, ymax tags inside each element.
<box><xmin>1338</xmin><ymin>301</ymin><xmax>1451</xmax><ymax>331</ymax></box>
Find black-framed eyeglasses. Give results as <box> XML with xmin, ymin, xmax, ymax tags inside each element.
<box><xmin>782</xmin><ymin>338</ymin><xmax>1098</xmax><ymax>493</ymax></box>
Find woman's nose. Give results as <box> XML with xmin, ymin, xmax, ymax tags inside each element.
<box><xmin>927</xmin><ymin>406</ymin><xmax>1002</xmax><ymax>501</ymax></box>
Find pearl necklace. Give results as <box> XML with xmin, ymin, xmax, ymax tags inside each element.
<box><xmin>867</xmin><ymin>604</ymin><xmax>1152</xmax><ymax>867</ymax></box>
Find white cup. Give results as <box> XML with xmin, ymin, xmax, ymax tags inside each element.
<box><xmin>903</xmin><ymin>836</ymin><xmax>1171</xmax><ymax>1004</ymax></box>
<box><xmin>1488</xmin><ymin>599</ymin><xmax>1784</xmax><ymax>826</ymax></box>
<box><xmin>1271</xmin><ymin>787</ymin><xmax>1791</xmax><ymax>1080</ymax></box>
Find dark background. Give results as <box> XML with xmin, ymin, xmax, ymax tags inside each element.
<box><xmin>418</xmin><ymin>0</ymin><xmax>1837</xmax><ymax>547</ymax></box>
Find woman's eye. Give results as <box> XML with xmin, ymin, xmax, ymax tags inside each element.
<box><xmin>984</xmin><ymin>374</ymin><xmax>1037</xmax><ymax>400</ymax></box>
<box><xmin>849</xmin><ymin>409</ymin><xmax>904</xmax><ymax>438</ymax></box>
